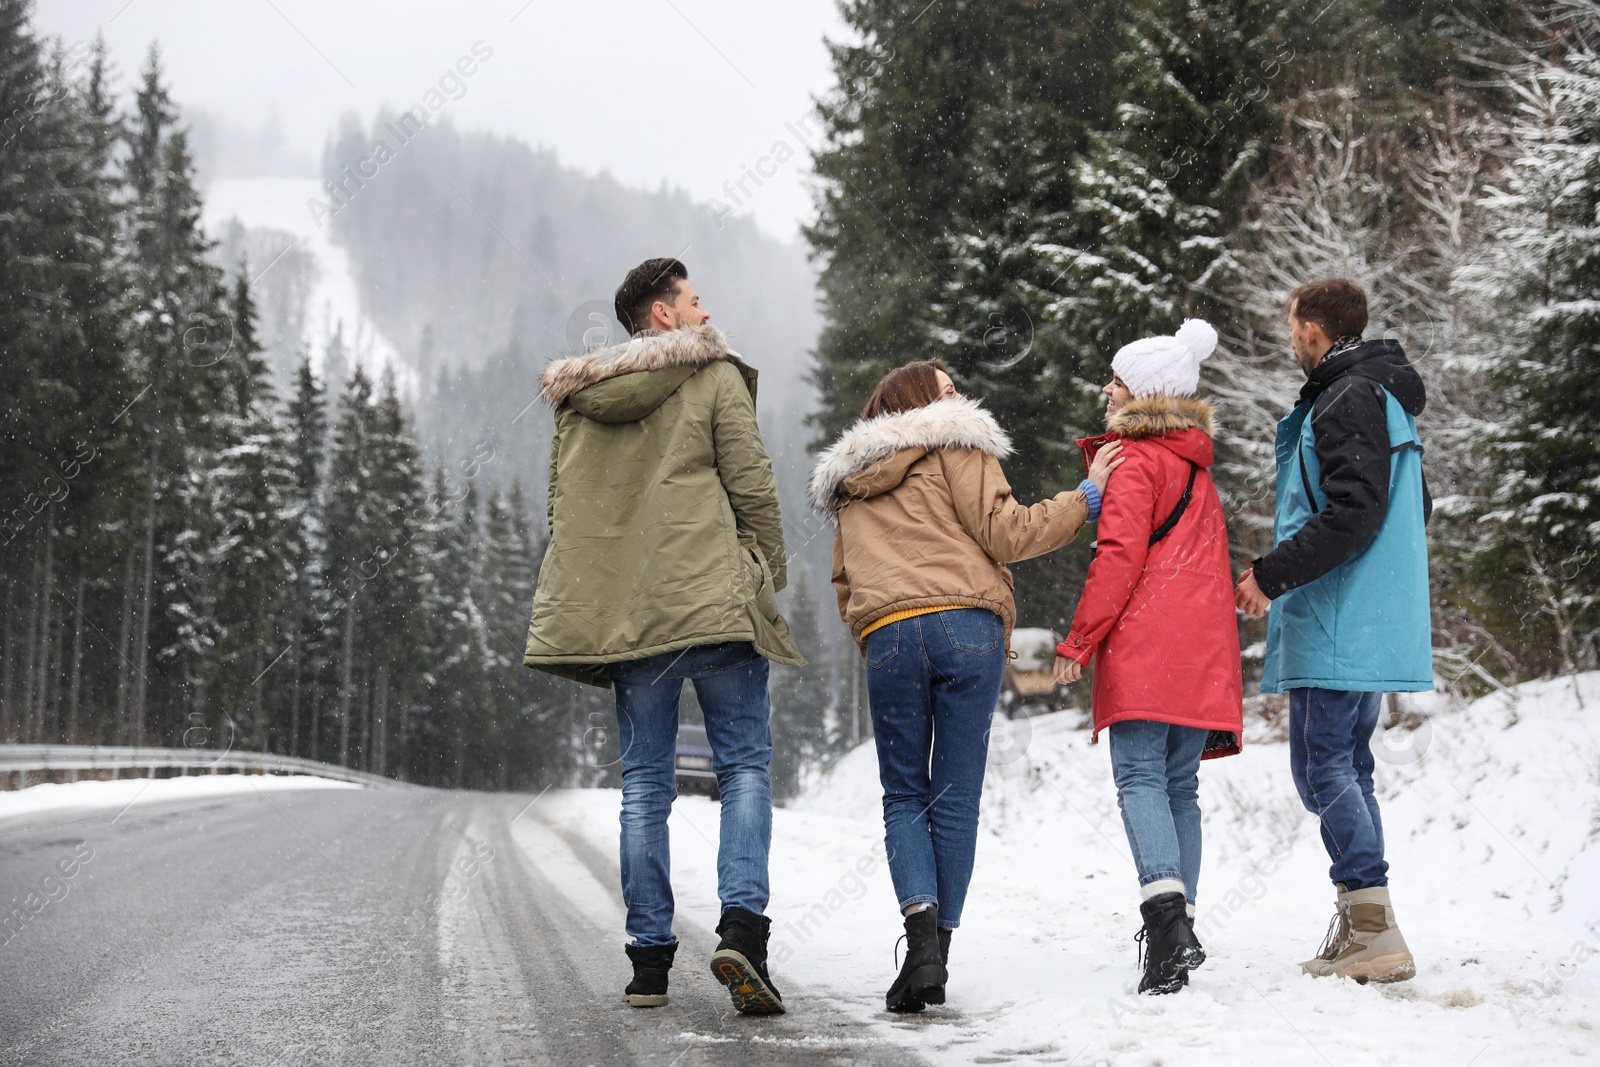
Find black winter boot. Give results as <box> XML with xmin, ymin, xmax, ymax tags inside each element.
<box><xmin>886</xmin><ymin>906</ymin><xmax>948</xmax><ymax>1013</ymax></box>
<box><xmin>1136</xmin><ymin>892</ymin><xmax>1203</xmax><ymax>995</ymax></box>
<box><xmin>623</xmin><ymin>942</ymin><xmax>676</xmax><ymax>1007</ymax></box>
<box><xmin>710</xmin><ymin>907</ymin><xmax>785</xmax><ymax>1015</ymax></box>
<box><xmin>921</xmin><ymin>926</ymin><xmax>953</xmax><ymax>1006</ymax></box>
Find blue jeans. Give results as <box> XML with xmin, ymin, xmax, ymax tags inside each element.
<box><xmin>1108</xmin><ymin>720</ymin><xmax>1207</xmax><ymax>903</ymax></box>
<box><xmin>608</xmin><ymin>641</ymin><xmax>773</xmax><ymax>947</ymax></box>
<box><xmin>865</xmin><ymin>608</ymin><xmax>1005</xmax><ymax>929</ymax></box>
<box><xmin>1289</xmin><ymin>688</ymin><xmax>1387</xmax><ymax>890</ymax></box>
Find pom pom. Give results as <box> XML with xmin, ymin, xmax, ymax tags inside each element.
<box><xmin>1175</xmin><ymin>319</ymin><xmax>1218</xmax><ymax>363</ymax></box>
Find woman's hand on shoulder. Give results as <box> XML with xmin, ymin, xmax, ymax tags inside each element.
<box><xmin>1087</xmin><ymin>440</ymin><xmax>1125</xmax><ymax>494</ymax></box>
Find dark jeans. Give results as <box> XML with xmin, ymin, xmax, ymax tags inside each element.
<box><xmin>1288</xmin><ymin>687</ymin><xmax>1388</xmax><ymax>890</ymax></box>
<box><xmin>608</xmin><ymin>641</ymin><xmax>773</xmax><ymax>947</ymax></box>
<box><xmin>864</xmin><ymin>608</ymin><xmax>1006</xmax><ymax>929</ymax></box>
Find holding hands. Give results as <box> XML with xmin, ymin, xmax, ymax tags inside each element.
<box><xmin>1234</xmin><ymin>568</ymin><xmax>1271</xmax><ymax>617</ymax></box>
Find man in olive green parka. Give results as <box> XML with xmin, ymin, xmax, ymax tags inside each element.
<box><xmin>524</xmin><ymin>258</ymin><xmax>801</xmax><ymax>1016</ymax></box>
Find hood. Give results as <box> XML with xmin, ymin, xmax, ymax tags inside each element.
<box><xmin>1301</xmin><ymin>338</ymin><xmax>1426</xmax><ymax>416</ymax></box>
<box><xmin>808</xmin><ymin>398</ymin><xmax>1011</xmax><ymax>514</ymax></box>
<box><xmin>539</xmin><ymin>324</ymin><xmax>751</xmax><ymax>424</ymax></box>
<box><xmin>1081</xmin><ymin>394</ymin><xmax>1217</xmax><ymax>469</ymax></box>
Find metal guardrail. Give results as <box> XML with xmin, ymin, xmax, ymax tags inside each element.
<box><xmin>0</xmin><ymin>744</ymin><xmax>402</xmax><ymax>790</ymax></box>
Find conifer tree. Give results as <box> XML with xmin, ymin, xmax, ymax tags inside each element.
<box><xmin>425</xmin><ymin>471</ymin><xmax>491</xmax><ymax>786</ymax></box>
<box><xmin>806</xmin><ymin>0</ymin><xmax>1122</xmax><ymax>446</ymax></box>
<box><xmin>364</xmin><ymin>368</ymin><xmax>430</xmax><ymax>774</ymax></box>
<box><xmin>210</xmin><ymin>271</ymin><xmax>294</xmax><ymax>748</ymax></box>
<box><xmin>324</xmin><ymin>364</ymin><xmax>381</xmax><ymax>765</ymax></box>
<box><xmin>1467</xmin><ymin>2</ymin><xmax>1600</xmax><ymax>673</ymax></box>
<box><xmin>0</xmin><ymin>5</ymin><xmax>136</xmax><ymax>742</ymax></box>
<box><xmin>770</xmin><ymin>562</ymin><xmax>833</xmax><ymax>799</ymax></box>
<box><xmin>120</xmin><ymin>46</ymin><xmax>233</xmax><ymax>744</ymax></box>
<box><xmin>480</xmin><ymin>484</ymin><xmax>546</xmax><ymax>787</ymax></box>
<box><xmin>480</xmin><ymin>485</ymin><xmax>537</xmax><ymax>676</ymax></box>
<box><xmin>282</xmin><ymin>351</ymin><xmax>328</xmax><ymax>757</ymax></box>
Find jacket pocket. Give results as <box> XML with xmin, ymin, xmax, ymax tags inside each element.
<box><xmin>1276</xmin><ymin>581</ymin><xmax>1337</xmax><ymax>670</ymax></box>
<box><xmin>941</xmin><ymin>609</ymin><xmax>1002</xmax><ymax>656</ymax></box>
<box><xmin>742</xmin><ymin>543</ymin><xmax>781</xmax><ymax>623</ymax></box>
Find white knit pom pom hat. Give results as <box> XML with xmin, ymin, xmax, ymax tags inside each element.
<box><xmin>1111</xmin><ymin>319</ymin><xmax>1219</xmax><ymax>399</ymax></box>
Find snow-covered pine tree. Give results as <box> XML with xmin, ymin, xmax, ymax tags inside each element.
<box><xmin>282</xmin><ymin>351</ymin><xmax>328</xmax><ymax>758</ymax></box>
<box><xmin>930</xmin><ymin>99</ymin><xmax>1100</xmax><ymax>507</ymax></box>
<box><xmin>361</xmin><ymin>368</ymin><xmax>429</xmax><ymax>775</ymax></box>
<box><xmin>423</xmin><ymin>470</ymin><xmax>491</xmax><ymax>787</ymax></box>
<box><xmin>1034</xmin><ymin>0</ymin><xmax>1288</xmax><ymax>358</ymax></box>
<box><xmin>209</xmin><ymin>270</ymin><xmax>294</xmax><ymax>750</ymax></box>
<box><xmin>1464</xmin><ymin>0</ymin><xmax>1600</xmax><ymax>675</ymax></box>
<box><xmin>323</xmin><ymin>363</ymin><xmax>382</xmax><ymax>766</ymax></box>
<box><xmin>769</xmin><ymin>559</ymin><xmax>834</xmax><ymax>799</ymax></box>
<box><xmin>0</xmin><ymin>5</ymin><xmax>137</xmax><ymax>743</ymax></box>
<box><xmin>502</xmin><ymin>481</ymin><xmax>574</xmax><ymax>788</ymax></box>
<box><xmin>805</xmin><ymin>0</ymin><xmax>1123</xmax><ymax>447</ymax></box>
<box><xmin>121</xmin><ymin>47</ymin><xmax>234</xmax><ymax>745</ymax></box>
<box><xmin>479</xmin><ymin>484</ymin><xmax>546</xmax><ymax>789</ymax></box>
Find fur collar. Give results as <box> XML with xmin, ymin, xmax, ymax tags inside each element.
<box><xmin>1108</xmin><ymin>395</ymin><xmax>1216</xmax><ymax>439</ymax></box>
<box><xmin>539</xmin><ymin>324</ymin><xmax>730</xmax><ymax>406</ymax></box>
<box><xmin>808</xmin><ymin>398</ymin><xmax>1011</xmax><ymax>513</ymax></box>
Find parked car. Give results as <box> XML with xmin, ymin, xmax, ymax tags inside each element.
<box><xmin>1001</xmin><ymin>627</ymin><xmax>1066</xmax><ymax>717</ymax></box>
<box><xmin>674</xmin><ymin>723</ymin><xmax>719</xmax><ymax>800</ymax></box>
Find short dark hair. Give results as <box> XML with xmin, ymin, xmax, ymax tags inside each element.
<box><xmin>862</xmin><ymin>360</ymin><xmax>949</xmax><ymax>420</ymax></box>
<box><xmin>1289</xmin><ymin>278</ymin><xmax>1368</xmax><ymax>340</ymax></box>
<box><xmin>615</xmin><ymin>258</ymin><xmax>688</xmax><ymax>335</ymax></box>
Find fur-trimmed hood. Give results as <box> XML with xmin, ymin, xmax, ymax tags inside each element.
<box><xmin>808</xmin><ymin>398</ymin><xmax>1012</xmax><ymax>514</ymax></box>
<box><xmin>1083</xmin><ymin>394</ymin><xmax>1217</xmax><ymax>471</ymax></box>
<box><xmin>539</xmin><ymin>324</ymin><xmax>735</xmax><ymax>409</ymax></box>
<box><xmin>1108</xmin><ymin>394</ymin><xmax>1217</xmax><ymax>439</ymax></box>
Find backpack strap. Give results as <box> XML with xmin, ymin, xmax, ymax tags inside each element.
<box><xmin>1148</xmin><ymin>461</ymin><xmax>1200</xmax><ymax>548</ymax></box>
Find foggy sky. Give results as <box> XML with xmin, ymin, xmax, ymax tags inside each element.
<box><xmin>32</xmin><ymin>0</ymin><xmax>846</xmax><ymax>240</ymax></box>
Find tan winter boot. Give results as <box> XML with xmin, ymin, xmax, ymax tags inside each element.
<box><xmin>1310</xmin><ymin>886</ymin><xmax>1416</xmax><ymax>984</ymax></box>
<box><xmin>1300</xmin><ymin>884</ymin><xmax>1352</xmax><ymax>976</ymax></box>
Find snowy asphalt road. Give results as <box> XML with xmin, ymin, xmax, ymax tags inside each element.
<box><xmin>0</xmin><ymin>786</ymin><xmax>929</xmax><ymax>1067</ymax></box>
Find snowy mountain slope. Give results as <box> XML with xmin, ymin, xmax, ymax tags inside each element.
<box><xmin>539</xmin><ymin>674</ymin><xmax>1600</xmax><ymax>1065</ymax></box>
<box><xmin>201</xmin><ymin>176</ymin><xmax>403</xmax><ymax>383</ymax></box>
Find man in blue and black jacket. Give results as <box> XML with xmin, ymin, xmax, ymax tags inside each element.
<box><xmin>1236</xmin><ymin>278</ymin><xmax>1431</xmax><ymax>985</ymax></box>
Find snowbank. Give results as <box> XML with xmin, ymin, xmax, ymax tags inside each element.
<box><xmin>0</xmin><ymin>774</ymin><xmax>361</xmax><ymax>823</ymax></box>
<box><xmin>541</xmin><ymin>673</ymin><xmax>1600</xmax><ymax>1065</ymax></box>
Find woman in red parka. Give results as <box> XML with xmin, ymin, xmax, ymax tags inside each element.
<box><xmin>1053</xmin><ymin>319</ymin><xmax>1243</xmax><ymax>996</ymax></box>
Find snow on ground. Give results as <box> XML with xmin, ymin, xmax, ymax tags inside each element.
<box><xmin>538</xmin><ymin>673</ymin><xmax>1600</xmax><ymax>1065</ymax></box>
<box><xmin>201</xmin><ymin>176</ymin><xmax>404</xmax><ymax>384</ymax></box>
<box><xmin>0</xmin><ymin>774</ymin><xmax>360</xmax><ymax>823</ymax></box>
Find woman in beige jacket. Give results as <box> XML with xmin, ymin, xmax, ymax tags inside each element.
<box><xmin>808</xmin><ymin>359</ymin><xmax>1122</xmax><ymax>1013</ymax></box>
